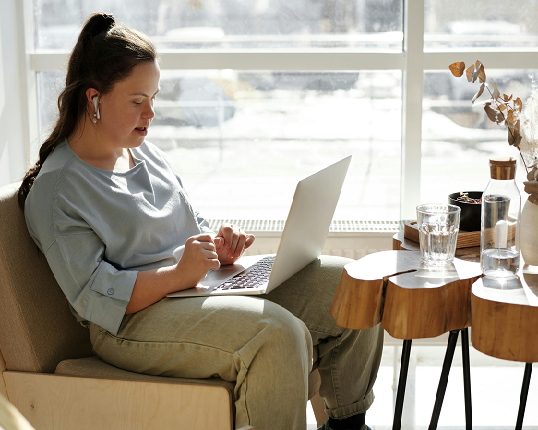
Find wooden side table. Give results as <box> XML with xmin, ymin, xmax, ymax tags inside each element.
<box><xmin>331</xmin><ymin>250</ymin><xmax>482</xmax><ymax>430</ymax></box>
<box><xmin>392</xmin><ymin>232</ymin><xmax>481</xmax><ymax>429</ymax></box>
<box><xmin>472</xmin><ymin>266</ymin><xmax>538</xmax><ymax>430</ymax></box>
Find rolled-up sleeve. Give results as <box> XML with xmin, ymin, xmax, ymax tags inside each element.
<box><xmin>45</xmin><ymin>231</ymin><xmax>137</xmax><ymax>335</ymax></box>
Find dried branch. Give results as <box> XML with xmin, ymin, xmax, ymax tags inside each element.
<box><xmin>448</xmin><ymin>60</ymin><xmax>529</xmax><ymax>173</ymax></box>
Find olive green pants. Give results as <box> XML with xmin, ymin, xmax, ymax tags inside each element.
<box><xmin>90</xmin><ymin>255</ymin><xmax>384</xmax><ymax>430</ymax></box>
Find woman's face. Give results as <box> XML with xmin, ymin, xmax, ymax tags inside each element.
<box><xmin>97</xmin><ymin>60</ymin><xmax>161</xmax><ymax>149</ymax></box>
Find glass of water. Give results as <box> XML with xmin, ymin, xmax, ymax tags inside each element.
<box><xmin>416</xmin><ymin>204</ymin><xmax>461</xmax><ymax>266</ymax></box>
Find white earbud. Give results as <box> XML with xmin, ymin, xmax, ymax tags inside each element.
<box><xmin>92</xmin><ymin>96</ymin><xmax>100</xmax><ymax>123</ymax></box>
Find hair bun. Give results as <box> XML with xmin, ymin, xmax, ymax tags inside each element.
<box><xmin>91</xmin><ymin>13</ymin><xmax>115</xmax><ymax>38</ymax></box>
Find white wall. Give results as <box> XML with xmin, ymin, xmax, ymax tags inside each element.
<box><xmin>0</xmin><ymin>0</ymin><xmax>28</xmax><ymax>187</ymax></box>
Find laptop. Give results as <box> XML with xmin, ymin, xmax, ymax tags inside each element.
<box><xmin>166</xmin><ymin>155</ymin><xmax>352</xmax><ymax>298</ymax></box>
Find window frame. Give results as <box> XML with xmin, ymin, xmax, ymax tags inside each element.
<box><xmin>21</xmin><ymin>0</ymin><xmax>538</xmax><ymax>220</ymax></box>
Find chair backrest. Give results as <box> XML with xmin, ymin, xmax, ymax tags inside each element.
<box><xmin>0</xmin><ymin>183</ymin><xmax>92</xmax><ymax>373</ymax></box>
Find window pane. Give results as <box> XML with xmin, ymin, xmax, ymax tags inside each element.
<box><xmin>34</xmin><ymin>0</ymin><xmax>403</xmax><ymax>51</ymax></box>
<box><xmin>36</xmin><ymin>71</ymin><xmax>63</xmax><ymax>138</ymax></box>
<box><xmin>37</xmin><ymin>70</ymin><xmax>402</xmax><ymax>220</ymax></box>
<box><xmin>424</xmin><ymin>0</ymin><xmax>538</xmax><ymax>50</ymax></box>
<box><xmin>421</xmin><ymin>70</ymin><xmax>535</xmax><ymax>209</ymax></box>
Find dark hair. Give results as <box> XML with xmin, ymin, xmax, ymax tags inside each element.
<box><xmin>18</xmin><ymin>12</ymin><xmax>156</xmax><ymax>208</ymax></box>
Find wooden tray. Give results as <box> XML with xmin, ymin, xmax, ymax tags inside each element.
<box><xmin>404</xmin><ymin>221</ymin><xmax>480</xmax><ymax>249</ymax></box>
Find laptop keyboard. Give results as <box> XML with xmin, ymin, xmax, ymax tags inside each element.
<box><xmin>215</xmin><ymin>255</ymin><xmax>275</xmax><ymax>290</ymax></box>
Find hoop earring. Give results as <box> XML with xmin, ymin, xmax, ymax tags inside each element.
<box><xmin>92</xmin><ymin>96</ymin><xmax>100</xmax><ymax>123</ymax></box>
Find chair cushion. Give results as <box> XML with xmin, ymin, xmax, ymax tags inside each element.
<box><xmin>55</xmin><ymin>356</ymin><xmax>234</xmax><ymax>393</ymax></box>
<box><xmin>0</xmin><ymin>183</ymin><xmax>92</xmax><ymax>373</ymax></box>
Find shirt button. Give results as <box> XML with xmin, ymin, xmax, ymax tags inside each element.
<box><xmin>107</xmin><ymin>288</ymin><xmax>114</xmax><ymax>295</ymax></box>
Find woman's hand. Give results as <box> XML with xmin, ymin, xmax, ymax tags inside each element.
<box><xmin>175</xmin><ymin>234</ymin><xmax>221</xmax><ymax>287</ymax></box>
<box><xmin>214</xmin><ymin>224</ymin><xmax>255</xmax><ymax>265</ymax></box>
<box><xmin>126</xmin><ymin>234</ymin><xmax>219</xmax><ymax>314</ymax></box>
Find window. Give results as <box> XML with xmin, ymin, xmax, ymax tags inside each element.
<box><xmin>34</xmin><ymin>0</ymin><xmax>403</xmax><ymax>51</ymax></box>
<box><xmin>26</xmin><ymin>0</ymin><xmax>538</xmax><ymax>221</ymax></box>
<box><xmin>424</xmin><ymin>0</ymin><xmax>538</xmax><ymax>51</ymax></box>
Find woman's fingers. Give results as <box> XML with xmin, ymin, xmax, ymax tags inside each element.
<box><xmin>200</xmin><ymin>240</ymin><xmax>216</xmax><ymax>251</ymax></box>
<box><xmin>214</xmin><ymin>236</ymin><xmax>224</xmax><ymax>248</ymax></box>
<box><xmin>196</xmin><ymin>233</ymin><xmax>215</xmax><ymax>244</ymax></box>
<box><xmin>186</xmin><ymin>234</ymin><xmax>219</xmax><ymax>267</ymax></box>
<box><xmin>217</xmin><ymin>224</ymin><xmax>231</xmax><ymax>249</ymax></box>
<box><xmin>218</xmin><ymin>224</ymin><xmax>239</xmax><ymax>251</ymax></box>
<box><xmin>215</xmin><ymin>225</ymin><xmax>256</xmax><ymax>262</ymax></box>
<box><xmin>233</xmin><ymin>234</ymin><xmax>247</xmax><ymax>257</ymax></box>
<box><xmin>245</xmin><ymin>234</ymin><xmax>255</xmax><ymax>249</ymax></box>
<box><xmin>231</xmin><ymin>227</ymin><xmax>241</xmax><ymax>252</ymax></box>
<box><xmin>204</xmin><ymin>251</ymin><xmax>221</xmax><ymax>270</ymax></box>
<box><xmin>179</xmin><ymin>235</ymin><xmax>221</xmax><ymax>286</ymax></box>
<box><xmin>196</xmin><ymin>237</ymin><xmax>219</xmax><ymax>264</ymax></box>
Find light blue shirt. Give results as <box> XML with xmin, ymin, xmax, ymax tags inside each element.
<box><xmin>24</xmin><ymin>139</ymin><xmax>212</xmax><ymax>335</ymax></box>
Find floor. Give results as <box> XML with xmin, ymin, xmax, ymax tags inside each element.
<box><xmin>306</xmin><ymin>344</ymin><xmax>538</xmax><ymax>430</ymax></box>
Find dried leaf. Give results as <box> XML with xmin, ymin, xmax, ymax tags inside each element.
<box><xmin>484</xmin><ymin>102</ymin><xmax>504</xmax><ymax>124</ymax></box>
<box><xmin>491</xmin><ymin>79</ymin><xmax>500</xmax><ymax>99</ymax></box>
<box><xmin>503</xmin><ymin>94</ymin><xmax>513</xmax><ymax>102</ymax></box>
<box><xmin>498</xmin><ymin>103</ymin><xmax>507</xmax><ymax>112</ymax></box>
<box><xmin>472</xmin><ymin>83</ymin><xmax>485</xmax><ymax>103</ymax></box>
<box><xmin>515</xmin><ymin>97</ymin><xmax>523</xmax><ymax>112</ymax></box>
<box><xmin>484</xmin><ymin>102</ymin><xmax>495</xmax><ymax>121</ymax></box>
<box><xmin>478</xmin><ymin>64</ymin><xmax>486</xmax><ymax>83</ymax></box>
<box><xmin>473</xmin><ymin>61</ymin><xmax>483</xmax><ymax>83</ymax></box>
<box><xmin>506</xmin><ymin>110</ymin><xmax>517</xmax><ymax>125</ymax></box>
<box><xmin>508</xmin><ymin>120</ymin><xmax>522</xmax><ymax>147</ymax></box>
<box><xmin>449</xmin><ymin>62</ymin><xmax>466</xmax><ymax>77</ymax></box>
<box><xmin>466</xmin><ymin>64</ymin><xmax>475</xmax><ymax>83</ymax></box>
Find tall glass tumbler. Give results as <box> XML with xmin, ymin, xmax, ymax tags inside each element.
<box><xmin>416</xmin><ymin>204</ymin><xmax>461</xmax><ymax>266</ymax></box>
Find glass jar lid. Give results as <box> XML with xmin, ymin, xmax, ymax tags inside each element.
<box><xmin>489</xmin><ymin>157</ymin><xmax>516</xmax><ymax>180</ymax></box>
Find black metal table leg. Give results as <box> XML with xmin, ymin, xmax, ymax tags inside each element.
<box><xmin>428</xmin><ymin>330</ymin><xmax>460</xmax><ymax>430</ymax></box>
<box><xmin>393</xmin><ymin>339</ymin><xmax>412</xmax><ymax>430</ymax></box>
<box><xmin>461</xmin><ymin>328</ymin><xmax>472</xmax><ymax>430</ymax></box>
<box><xmin>515</xmin><ymin>363</ymin><xmax>533</xmax><ymax>430</ymax></box>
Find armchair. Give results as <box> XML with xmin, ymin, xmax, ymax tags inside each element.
<box><xmin>0</xmin><ymin>183</ymin><xmax>325</xmax><ymax>429</ymax></box>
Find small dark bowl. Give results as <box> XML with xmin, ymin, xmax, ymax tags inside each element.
<box><xmin>448</xmin><ymin>191</ymin><xmax>483</xmax><ymax>232</ymax></box>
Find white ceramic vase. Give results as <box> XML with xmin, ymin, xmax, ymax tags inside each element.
<box><xmin>521</xmin><ymin>197</ymin><xmax>538</xmax><ymax>265</ymax></box>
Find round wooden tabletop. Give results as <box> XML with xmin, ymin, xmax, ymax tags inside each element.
<box><xmin>330</xmin><ymin>250</ymin><xmax>482</xmax><ymax>340</ymax></box>
<box><xmin>471</xmin><ymin>266</ymin><xmax>538</xmax><ymax>363</ymax></box>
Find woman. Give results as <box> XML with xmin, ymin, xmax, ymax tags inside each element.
<box><xmin>19</xmin><ymin>12</ymin><xmax>383</xmax><ymax>430</ymax></box>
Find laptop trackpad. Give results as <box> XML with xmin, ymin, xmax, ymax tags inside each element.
<box><xmin>200</xmin><ymin>264</ymin><xmax>246</xmax><ymax>288</ymax></box>
<box><xmin>198</xmin><ymin>254</ymin><xmax>269</xmax><ymax>288</ymax></box>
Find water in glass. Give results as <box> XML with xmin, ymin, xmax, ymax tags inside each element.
<box><xmin>416</xmin><ymin>204</ymin><xmax>460</xmax><ymax>266</ymax></box>
<box><xmin>419</xmin><ymin>221</ymin><xmax>459</xmax><ymax>265</ymax></box>
<box><xmin>481</xmin><ymin>248</ymin><xmax>520</xmax><ymax>278</ymax></box>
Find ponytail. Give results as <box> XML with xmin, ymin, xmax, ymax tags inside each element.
<box><xmin>18</xmin><ymin>12</ymin><xmax>156</xmax><ymax>209</ymax></box>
